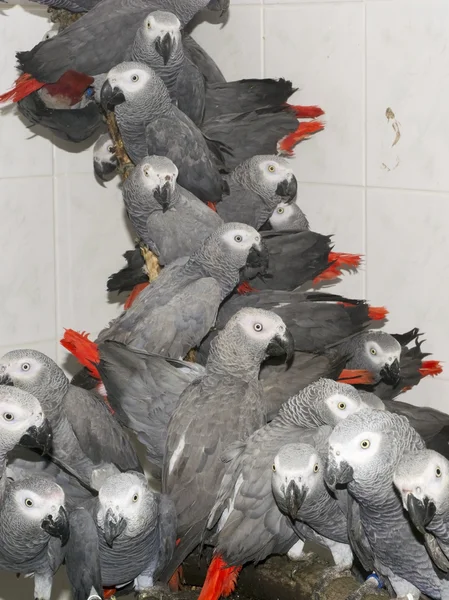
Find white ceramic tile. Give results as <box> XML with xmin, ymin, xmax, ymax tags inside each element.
<box><xmin>298</xmin><ymin>183</ymin><xmax>365</xmax><ymax>298</ymax></box>
<box><xmin>0</xmin><ymin>177</ymin><xmax>56</xmax><ymax>346</ymax></box>
<box><xmin>264</xmin><ymin>4</ymin><xmax>365</xmax><ymax>186</ymax></box>
<box><xmin>55</xmin><ymin>174</ymin><xmax>134</xmax><ymax>339</ymax></box>
<box><xmin>53</xmin><ymin>135</ymin><xmax>100</xmax><ymax>176</ymax></box>
<box><xmin>366</xmin><ymin>188</ymin><xmax>449</xmax><ymax>379</ymax></box>
<box><xmin>395</xmin><ymin>377</ymin><xmax>449</xmax><ymax>415</ymax></box>
<box><xmin>190</xmin><ymin>5</ymin><xmax>263</xmax><ymax>79</ymax></box>
<box><xmin>0</xmin><ymin>339</ymin><xmax>57</xmax><ymax>362</ymax></box>
<box><xmin>0</xmin><ymin>6</ymin><xmax>53</xmax><ymax>178</ymax></box>
<box><xmin>367</xmin><ymin>0</ymin><xmax>449</xmax><ymax>191</ymax></box>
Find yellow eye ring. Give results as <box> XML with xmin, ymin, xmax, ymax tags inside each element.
<box><xmin>337</xmin><ymin>402</ymin><xmax>346</xmax><ymax>410</ymax></box>
<box><xmin>436</xmin><ymin>467</ymin><xmax>442</xmax><ymax>478</ymax></box>
<box><xmin>25</xmin><ymin>498</ymin><xmax>33</xmax><ymax>507</ymax></box>
<box><xmin>313</xmin><ymin>464</ymin><xmax>319</xmax><ymax>473</ymax></box>
<box><xmin>360</xmin><ymin>440</ymin><xmax>370</xmax><ymax>449</ymax></box>
<box><xmin>132</xmin><ymin>494</ymin><xmax>139</xmax><ymax>502</ymax></box>
<box><xmin>268</xmin><ymin>165</ymin><xmax>275</xmax><ymax>172</ymax></box>
<box><xmin>277</xmin><ymin>207</ymin><xmax>284</xmax><ymax>214</ymax></box>
<box><xmin>370</xmin><ymin>348</ymin><xmax>377</xmax><ymax>355</ymax></box>
<box><xmin>272</xmin><ymin>464</ymin><xmax>276</xmax><ymax>472</ymax></box>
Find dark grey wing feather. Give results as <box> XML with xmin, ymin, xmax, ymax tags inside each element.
<box><xmin>154</xmin><ymin>494</ymin><xmax>178</xmax><ymax>579</ymax></box>
<box><xmin>182</xmin><ymin>33</ymin><xmax>226</xmax><ymax>84</ymax></box>
<box><xmin>216</xmin><ymin>178</ymin><xmax>268</xmax><ymax>229</ymax></box>
<box><xmin>176</xmin><ymin>57</ymin><xmax>206</xmax><ymax>126</ymax></box>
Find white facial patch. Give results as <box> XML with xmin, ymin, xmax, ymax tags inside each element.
<box><xmin>221</xmin><ymin>227</ymin><xmax>258</xmax><ymax>252</ymax></box>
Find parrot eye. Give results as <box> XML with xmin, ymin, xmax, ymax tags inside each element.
<box><xmin>272</xmin><ymin>464</ymin><xmax>276</xmax><ymax>472</ymax></box>
<box><xmin>21</xmin><ymin>363</ymin><xmax>31</xmax><ymax>372</ymax></box>
<box><xmin>107</xmin><ymin>145</ymin><xmax>115</xmax><ymax>154</ymax></box>
<box><xmin>313</xmin><ymin>464</ymin><xmax>319</xmax><ymax>473</ymax></box>
<box><xmin>277</xmin><ymin>207</ymin><xmax>284</xmax><ymax>214</ymax></box>
<box><xmin>25</xmin><ymin>498</ymin><xmax>33</xmax><ymax>507</ymax></box>
<box><xmin>234</xmin><ymin>235</ymin><xmax>243</xmax><ymax>243</ymax></box>
<box><xmin>370</xmin><ymin>348</ymin><xmax>377</xmax><ymax>356</ymax></box>
<box><xmin>337</xmin><ymin>402</ymin><xmax>346</xmax><ymax>410</ymax></box>
<box><xmin>360</xmin><ymin>440</ymin><xmax>370</xmax><ymax>449</ymax></box>
<box><xmin>147</xmin><ymin>19</ymin><xmax>151</xmax><ymax>28</ymax></box>
<box><xmin>436</xmin><ymin>467</ymin><xmax>442</xmax><ymax>478</ymax></box>
<box><xmin>3</xmin><ymin>413</ymin><xmax>14</xmax><ymax>421</ymax></box>
<box><xmin>131</xmin><ymin>74</ymin><xmax>140</xmax><ymax>83</ymax></box>
<box><xmin>132</xmin><ymin>493</ymin><xmax>139</xmax><ymax>502</ymax></box>
<box><xmin>268</xmin><ymin>165</ymin><xmax>275</xmax><ymax>172</ymax></box>
<box><xmin>253</xmin><ymin>323</ymin><xmax>263</xmax><ymax>332</ymax></box>
<box><xmin>143</xmin><ymin>168</ymin><xmax>150</xmax><ymax>177</ymax></box>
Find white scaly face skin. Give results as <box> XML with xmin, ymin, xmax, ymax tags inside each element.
<box><xmin>0</xmin><ymin>394</ymin><xmax>45</xmax><ymax>438</ymax></box>
<box><xmin>272</xmin><ymin>443</ymin><xmax>321</xmax><ymax>498</ymax></box>
<box><xmin>363</xmin><ymin>339</ymin><xmax>401</xmax><ymax>368</ymax></box>
<box><xmin>329</xmin><ymin>430</ymin><xmax>383</xmax><ymax>474</ymax></box>
<box><xmin>236</xmin><ymin>309</ymin><xmax>287</xmax><ymax>346</ymax></box>
<box><xmin>257</xmin><ymin>158</ymin><xmax>293</xmax><ymax>185</ymax></box>
<box><xmin>107</xmin><ymin>65</ymin><xmax>153</xmax><ymax>98</ymax></box>
<box><xmin>14</xmin><ymin>485</ymin><xmax>65</xmax><ymax>523</ymax></box>
<box><xmin>269</xmin><ymin>201</ymin><xmax>298</xmax><ymax>228</ymax></box>
<box><xmin>41</xmin><ymin>29</ymin><xmax>58</xmax><ymax>42</ymax></box>
<box><xmin>394</xmin><ymin>450</ymin><xmax>449</xmax><ymax>512</ymax></box>
<box><xmin>220</xmin><ymin>226</ymin><xmax>261</xmax><ymax>254</ymax></box>
<box><xmin>0</xmin><ymin>353</ymin><xmax>44</xmax><ymax>385</ymax></box>
<box><xmin>139</xmin><ymin>156</ymin><xmax>178</xmax><ymax>190</ymax></box>
<box><xmin>94</xmin><ymin>135</ymin><xmax>116</xmax><ymax>163</ymax></box>
<box><xmin>97</xmin><ymin>473</ymin><xmax>149</xmax><ymax>536</ymax></box>
<box><xmin>323</xmin><ymin>392</ymin><xmax>365</xmax><ymax>425</ymax></box>
<box><xmin>142</xmin><ymin>11</ymin><xmax>181</xmax><ymax>44</ymax></box>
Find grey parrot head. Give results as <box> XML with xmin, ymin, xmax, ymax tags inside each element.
<box><xmin>0</xmin><ymin>386</ymin><xmax>51</xmax><ymax>456</ymax></box>
<box><xmin>325</xmin><ymin>409</ymin><xmax>414</xmax><ymax>493</ymax></box>
<box><xmin>93</xmin><ymin>133</ymin><xmax>118</xmax><ymax>182</ymax></box>
<box><xmin>128</xmin><ymin>155</ymin><xmax>179</xmax><ymax>212</ymax></box>
<box><xmin>196</xmin><ymin>222</ymin><xmax>269</xmax><ymax>285</ymax></box>
<box><xmin>135</xmin><ymin>11</ymin><xmax>182</xmax><ymax>65</ymax></box>
<box><xmin>271</xmin><ymin>443</ymin><xmax>322</xmax><ymax>520</ymax></box>
<box><xmin>7</xmin><ymin>476</ymin><xmax>69</xmax><ymax>546</ymax></box>
<box><xmin>340</xmin><ymin>330</ymin><xmax>402</xmax><ymax>385</ymax></box>
<box><xmin>211</xmin><ymin>307</ymin><xmax>294</xmax><ymax>367</ymax></box>
<box><xmin>233</xmin><ymin>155</ymin><xmax>297</xmax><ymax>205</ymax></box>
<box><xmin>101</xmin><ymin>62</ymin><xmax>169</xmax><ymax>112</ymax></box>
<box><xmin>97</xmin><ymin>471</ymin><xmax>156</xmax><ymax>546</ymax></box>
<box><xmin>268</xmin><ymin>201</ymin><xmax>310</xmax><ymax>233</ymax></box>
<box><xmin>41</xmin><ymin>28</ymin><xmax>58</xmax><ymax>42</ymax></box>
<box><xmin>394</xmin><ymin>449</ymin><xmax>449</xmax><ymax>533</ymax></box>
<box><xmin>206</xmin><ymin>0</ymin><xmax>230</xmax><ymax>17</ymax></box>
<box><xmin>302</xmin><ymin>379</ymin><xmax>369</xmax><ymax>427</ymax></box>
<box><xmin>0</xmin><ymin>349</ymin><xmax>68</xmax><ymax>405</ymax></box>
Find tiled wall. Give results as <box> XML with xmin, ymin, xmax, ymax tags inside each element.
<box><xmin>1</xmin><ymin>0</ymin><xmax>448</xmax><ymax>418</ymax></box>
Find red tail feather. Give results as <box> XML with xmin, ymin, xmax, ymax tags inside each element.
<box><xmin>207</xmin><ymin>201</ymin><xmax>218</xmax><ymax>212</ymax></box>
<box><xmin>338</xmin><ymin>369</ymin><xmax>375</xmax><ymax>385</ymax></box>
<box><xmin>237</xmin><ymin>281</ymin><xmax>258</xmax><ymax>295</ymax></box>
<box><xmin>368</xmin><ymin>306</ymin><xmax>388</xmax><ymax>321</ymax></box>
<box><xmin>313</xmin><ymin>264</ymin><xmax>343</xmax><ymax>284</ymax></box>
<box><xmin>103</xmin><ymin>588</ymin><xmax>116</xmax><ymax>599</ymax></box>
<box><xmin>286</xmin><ymin>104</ymin><xmax>325</xmax><ymax>119</ymax></box>
<box><xmin>328</xmin><ymin>252</ymin><xmax>362</xmax><ymax>269</ymax></box>
<box><xmin>198</xmin><ymin>555</ymin><xmax>242</xmax><ymax>600</ymax></box>
<box><xmin>0</xmin><ymin>73</ymin><xmax>44</xmax><ymax>104</ymax></box>
<box><xmin>124</xmin><ymin>281</ymin><xmax>150</xmax><ymax>310</ymax></box>
<box><xmin>278</xmin><ymin>120</ymin><xmax>325</xmax><ymax>155</ymax></box>
<box><xmin>419</xmin><ymin>360</ymin><xmax>443</xmax><ymax>378</ymax></box>
<box><xmin>60</xmin><ymin>329</ymin><xmax>100</xmax><ymax>379</ymax></box>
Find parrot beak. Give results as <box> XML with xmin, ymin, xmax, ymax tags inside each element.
<box><xmin>245</xmin><ymin>239</ymin><xmax>269</xmax><ymax>274</ymax></box>
<box><xmin>206</xmin><ymin>0</ymin><xmax>229</xmax><ymax>16</ymax></box>
<box><xmin>153</xmin><ymin>181</ymin><xmax>174</xmax><ymax>212</ymax></box>
<box><xmin>101</xmin><ymin>80</ymin><xmax>125</xmax><ymax>110</ymax></box>
<box><xmin>380</xmin><ymin>358</ymin><xmax>401</xmax><ymax>385</ymax></box>
<box><xmin>275</xmin><ymin>175</ymin><xmax>297</xmax><ymax>203</ymax></box>
<box><xmin>94</xmin><ymin>157</ymin><xmax>118</xmax><ymax>182</ymax></box>
<box><xmin>41</xmin><ymin>505</ymin><xmax>70</xmax><ymax>546</ymax></box>
<box><xmin>284</xmin><ymin>480</ymin><xmax>307</xmax><ymax>520</ymax></box>
<box><xmin>19</xmin><ymin>418</ymin><xmax>52</xmax><ymax>455</ymax></box>
<box><xmin>406</xmin><ymin>493</ymin><xmax>436</xmax><ymax>535</ymax></box>
<box><xmin>324</xmin><ymin>456</ymin><xmax>354</xmax><ymax>491</ymax></box>
<box><xmin>104</xmin><ymin>508</ymin><xmax>127</xmax><ymax>547</ymax></box>
<box><xmin>0</xmin><ymin>365</ymin><xmax>14</xmax><ymax>386</ymax></box>
<box><xmin>266</xmin><ymin>329</ymin><xmax>295</xmax><ymax>363</ymax></box>
<box><xmin>155</xmin><ymin>33</ymin><xmax>175</xmax><ymax>66</ymax></box>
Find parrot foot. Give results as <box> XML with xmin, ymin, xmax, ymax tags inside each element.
<box><xmin>312</xmin><ymin>566</ymin><xmax>353</xmax><ymax>600</ymax></box>
<box><xmin>140</xmin><ymin>246</ymin><xmax>161</xmax><ymax>283</ymax></box>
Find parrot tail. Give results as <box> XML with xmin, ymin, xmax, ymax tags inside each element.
<box><xmin>237</xmin><ymin>281</ymin><xmax>258</xmax><ymax>294</ymax></box>
<box><xmin>368</xmin><ymin>306</ymin><xmax>388</xmax><ymax>320</ymax></box>
<box><xmin>419</xmin><ymin>360</ymin><xmax>443</xmax><ymax>378</ymax></box>
<box><xmin>277</xmin><ymin>120</ymin><xmax>325</xmax><ymax>155</ymax></box>
<box><xmin>0</xmin><ymin>73</ymin><xmax>44</xmax><ymax>104</ymax></box>
<box><xmin>60</xmin><ymin>329</ymin><xmax>101</xmax><ymax>379</ymax></box>
<box><xmin>103</xmin><ymin>587</ymin><xmax>116</xmax><ymax>599</ymax></box>
<box><xmin>124</xmin><ymin>282</ymin><xmax>150</xmax><ymax>310</ymax></box>
<box><xmin>207</xmin><ymin>201</ymin><xmax>218</xmax><ymax>212</ymax></box>
<box><xmin>337</xmin><ymin>369</ymin><xmax>375</xmax><ymax>385</ymax></box>
<box><xmin>286</xmin><ymin>104</ymin><xmax>325</xmax><ymax>119</ymax></box>
<box><xmin>328</xmin><ymin>252</ymin><xmax>362</xmax><ymax>270</ymax></box>
<box><xmin>197</xmin><ymin>555</ymin><xmax>242</xmax><ymax>600</ymax></box>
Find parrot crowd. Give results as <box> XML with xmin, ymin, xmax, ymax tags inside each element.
<box><xmin>0</xmin><ymin>0</ymin><xmax>447</xmax><ymax>599</ymax></box>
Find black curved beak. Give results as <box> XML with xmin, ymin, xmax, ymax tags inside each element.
<box><xmin>407</xmin><ymin>493</ymin><xmax>436</xmax><ymax>535</ymax></box>
<box><xmin>41</xmin><ymin>505</ymin><xmax>70</xmax><ymax>546</ymax></box>
<box><xmin>101</xmin><ymin>80</ymin><xmax>125</xmax><ymax>111</ymax></box>
<box><xmin>155</xmin><ymin>33</ymin><xmax>174</xmax><ymax>65</ymax></box>
<box><xmin>380</xmin><ymin>358</ymin><xmax>401</xmax><ymax>385</ymax></box>
<box><xmin>153</xmin><ymin>181</ymin><xmax>173</xmax><ymax>212</ymax></box>
<box><xmin>206</xmin><ymin>0</ymin><xmax>229</xmax><ymax>16</ymax></box>
<box><xmin>324</xmin><ymin>457</ymin><xmax>354</xmax><ymax>491</ymax></box>
<box><xmin>246</xmin><ymin>240</ymin><xmax>269</xmax><ymax>275</ymax></box>
<box><xmin>284</xmin><ymin>480</ymin><xmax>307</xmax><ymax>520</ymax></box>
<box><xmin>266</xmin><ymin>329</ymin><xmax>295</xmax><ymax>363</ymax></box>
<box><xmin>19</xmin><ymin>418</ymin><xmax>52</xmax><ymax>455</ymax></box>
<box><xmin>0</xmin><ymin>372</ymin><xmax>14</xmax><ymax>386</ymax></box>
<box><xmin>94</xmin><ymin>157</ymin><xmax>118</xmax><ymax>182</ymax></box>
<box><xmin>275</xmin><ymin>176</ymin><xmax>297</xmax><ymax>203</ymax></box>
<box><xmin>104</xmin><ymin>508</ymin><xmax>127</xmax><ymax>547</ymax></box>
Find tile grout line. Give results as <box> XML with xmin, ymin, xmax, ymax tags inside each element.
<box><xmin>363</xmin><ymin>0</ymin><xmax>368</xmax><ymax>300</ymax></box>
<box><xmin>51</xmin><ymin>136</ymin><xmax>59</xmax><ymax>363</ymax></box>
<box><xmin>260</xmin><ymin>2</ymin><xmax>265</xmax><ymax>78</ymax></box>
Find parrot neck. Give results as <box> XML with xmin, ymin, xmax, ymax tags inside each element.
<box><xmin>190</xmin><ymin>255</ymin><xmax>240</xmax><ymax>301</ymax></box>
<box><xmin>231</xmin><ymin>165</ymin><xmax>272</xmax><ymax>205</ymax></box>
<box><xmin>131</xmin><ymin>40</ymin><xmax>184</xmax><ymax>99</ymax></box>
<box><xmin>277</xmin><ymin>395</ymin><xmax>325</xmax><ymax>429</ymax></box>
<box><xmin>206</xmin><ymin>336</ymin><xmax>265</xmax><ymax>381</ymax></box>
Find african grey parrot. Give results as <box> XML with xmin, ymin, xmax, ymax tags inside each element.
<box><xmin>268</xmin><ymin>199</ymin><xmax>310</xmax><ymax>232</ymax></box>
<box><xmin>63</xmin><ymin>223</ymin><xmax>268</xmax><ymax>367</ymax></box>
<box><xmin>325</xmin><ymin>409</ymin><xmax>449</xmax><ymax>600</ymax></box>
<box><xmin>0</xmin><ymin>474</ymin><xmax>69</xmax><ymax>600</ymax></box>
<box><xmin>93</xmin><ymin>132</ymin><xmax>118</xmax><ymax>181</ymax></box>
<box><xmin>65</xmin><ymin>471</ymin><xmax>177</xmax><ymax>598</ymax></box>
<box><xmin>159</xmin><ymin>308</ymin><xmax>294</xmax><ymax>581</ymax></box>
<box><xmin>122</xmin><ymin>155</ymin><xmax>223</xmax><ymax>265</ymax></box>
<box><xmin>0</xmin><ymin>349</ymin><xmax>142</xmax><ymax>490</ymax></box>
<box><xmin>107</xmin><ymin>244</ymin><xmax>149</xmax><ymax>298</ymax></box>
<box><xmin>195</xmin><ymin>379</ymin><xmax>364</xmax><ymax>600</ymax></box>
<box><xmin>394</xmin><ymin>449</ymin><xmax>449</xmax><ymax>573</ymax></box>
<box><xmin>100</xmin><ymin>62</ymin><xmax>225</xmax><ymax>203</ymax></box>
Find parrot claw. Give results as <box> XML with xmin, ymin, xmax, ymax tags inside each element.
<box><xmin>312</xmin><ymin>566</ymin><xmax>353</xmax><ymax>600</ymax></box>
